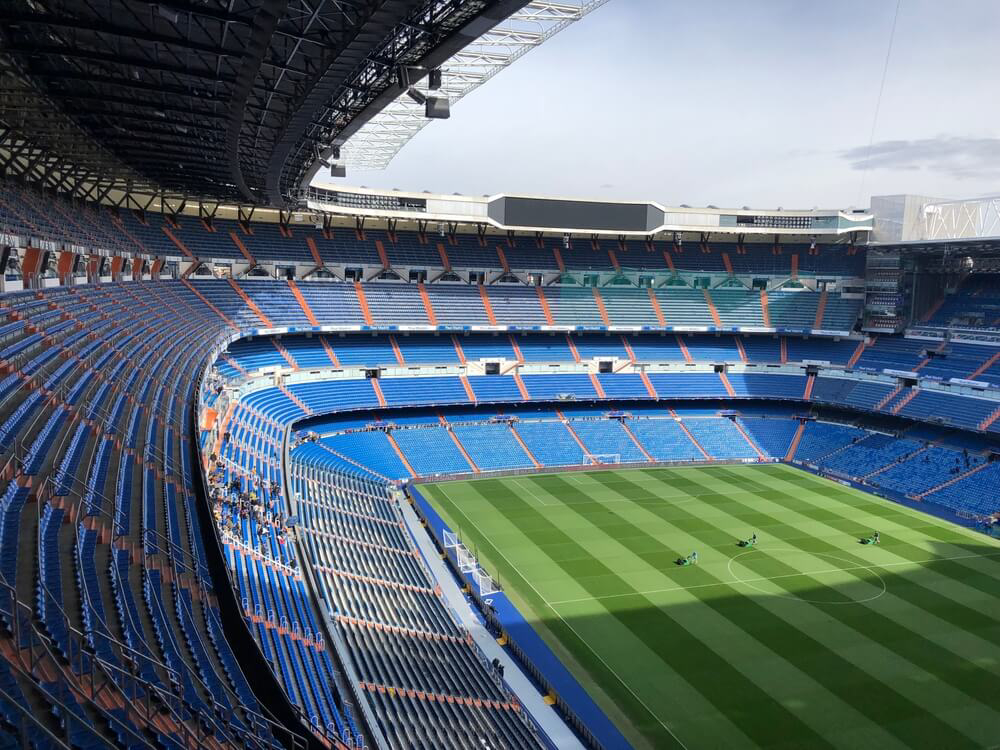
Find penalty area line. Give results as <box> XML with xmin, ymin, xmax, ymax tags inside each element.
<box><xmin>513</xmin><ymin>478</ymin><xmax>558</xmax><ymax>507</ymax></box>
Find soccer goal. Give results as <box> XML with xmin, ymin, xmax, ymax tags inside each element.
<box><xmin>443</xmin><ymin>530</ymin><xmax>500</xmax><ymax>595</ymax></box>
<box><xmin>583</xmin><ymin>453</ymin><xmax>620</xmax><ymax>466</ymax></box>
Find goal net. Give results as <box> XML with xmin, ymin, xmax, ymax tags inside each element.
<box><xmin>473</xmin><ymin>569</ymin><xmax>499</xmax><ymax>597</ymax></box>
<box><xmin>456</xmin><ymin>546</ymin><xmax>478</xmax><ymax>574</ymax></box>
<box><xmin>583</xmin><ymin>453</ymin><xmax>620</xmax><ymax>466</ymax></box>
<box><xmin>442</xmin><ymin>530</ymin><xmax>500</xmax><ymax>596</ymax></box>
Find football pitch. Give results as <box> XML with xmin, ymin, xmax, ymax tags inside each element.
<box><xmin>419</xmin><ymin>463</ymin><xmax>1000</xmax><ymax>750</ymax></box>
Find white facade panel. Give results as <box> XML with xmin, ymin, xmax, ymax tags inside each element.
<box><xmin>662</xmin><ymin>212</ymin><xmax>720</xmax><ymax>228</ymax></box>
<box><xmin>425</xmin><ymin>198</ymin><xmax>489</xmax><ymax>217</ymax></box>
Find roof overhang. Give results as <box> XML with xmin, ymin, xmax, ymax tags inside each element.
<box><xmin>336</xmin><ymin>0</ymin><xmax>610</xmax><ymax>171</ymax></box>
<box><xmin>0</xmin><ymin>0</ymin><xmax>532</xmax><ymax>206</ymax></box>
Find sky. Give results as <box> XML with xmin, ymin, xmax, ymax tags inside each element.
<box><xmin>322</xmin><ymin>0</ymin><xmax>1000</xmax><ymax>210</ymax></box>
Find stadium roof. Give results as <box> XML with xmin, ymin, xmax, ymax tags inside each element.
<box><xmin>340</xmin><ymin>0</ymin><xmax>608</xmax><ymax>170</ymax></box>
<box><xmin>0</xmin><ymin>0</ymin><xmax>528</xmax><ymax>206</ymax></box>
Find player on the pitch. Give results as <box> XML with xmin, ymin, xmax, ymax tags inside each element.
<box><xmin>738</xmin><ymin>532</ymin><xmax>758</xmax><ymax>548</ymax></box>
<box><xmin>675</xmin><ymin>551</ymin><xmax>699</xmax><ymax>566</ymax></box>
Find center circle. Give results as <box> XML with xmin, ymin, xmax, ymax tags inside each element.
<box><xmin>727</xmin><ymin>547</ymin><xmax>888</xmax><ymax>604</ymax></box>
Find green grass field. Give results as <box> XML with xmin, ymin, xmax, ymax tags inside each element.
<box><xmin>420</xmin><ymin>463</ymin><xmax>1000</xmax><ymax>750</ymax></box>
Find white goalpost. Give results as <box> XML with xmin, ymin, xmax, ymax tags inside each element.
<box><xmin>583</xmin><ymin>453</ymin><xmax>621</xmax><ymax>466</ymax></box>
<box><xmin>473</xmin><ymin>569</ymin><xmax>499</xmax><ymax>597</ymax></box>
<box><xmin>443</xmin><ymin>530</ymin><xmax>499</xmax><ymax>596</ymax></box>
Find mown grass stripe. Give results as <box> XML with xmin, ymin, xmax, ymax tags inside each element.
<box><xmin>760</xmin><ymin>465</ymin><xmax>998</xmax><ymax>544</ymax></box>
<box><xmin>583</xmin><ymin>469</ymin><xmax>976</xmax><ymax>750</ymax></box>
<box><xmin>641</xmin><ymin>467</ymin><xmax>1000</xmax><ymax>744</ymax></box>
<box><xmin>467</xmin><ymin>477</ymin><xmax>835</xmax><ymax>750</ymax></box>
<box><xmin>714</xmin><ymin>466</ymin><xmax>1000</xmax><ymax>645</ymax></box>
<box><xmin>702</xmin><ymin>467</ymin><xmax>1000</xmax><ymax>692</ymax></box>
<box><xmin>421</xmin><ymin>481</ymin><xmax>675</xmax><ymax>750</ymax></box>
<box><xmin>529</xmin><ymin>474</ymin><xmax>916</xmax><ymax>750</ymax></box>
<box><xmin>761</xmin><ymin>464</ymin><xmax>1000</xmax><ymax>587</ymax></box>
<box><xmin>424</xmin><ymin>465</ymin><xmax>1000</xmax><ymax>749</ymax></box>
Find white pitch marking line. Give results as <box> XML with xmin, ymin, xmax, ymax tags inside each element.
<box><xmin>548</xmin><ymin>548</ymin><xmax>1000</xmax><ymax>606</ymax></box>
<box><xmin>436</xmin><ymin>486</ymin><xmax>691</xmax><ymax>750</ymax></box>
<box><xmin>447</xmin><ymin>468</ymin><xmax>764</xmax><ymax>502</ymax></box>
<box><xmin>553</xmin><ymin>608</ymin><xmax>693</xmax><ymax>750</ymax></box>
<box><xmin>550</xmin><ymin>473</ymin><xmax>718</xmax><ymax>505</ymax></box>
<box><xmin>727</xmin><ymin>548</ymin><xmax>887</xmax><ymax>605</ymax></box>
<box><xmin>513</xmin><ymin>478</ymin><xmax>557</xmax><ymax>507</ymax></box>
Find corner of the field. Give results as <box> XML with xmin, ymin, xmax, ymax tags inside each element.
<box><xmin>408</xmin><ymin>483</ymin><xmax>633</xmax><ymax>750</ymax></box>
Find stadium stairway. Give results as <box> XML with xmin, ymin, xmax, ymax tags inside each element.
<box><xmin>785</xmin><ymin>422</ymin><xmax>806</xmax><ymax>461</ymax></box>
<box><xmin>286</xmin><ymin>280</ymin><xmax>320</xmax><ymax>326</ymax></box>
<box><xmin>673</xmin><ymin>416</ymin><xmax>711</xmax><ymax>460</ymax></box>
<box><xmin>917</xmin><ymin>461</ymin><xmax>990</xmax><ymax>499</ymax></box>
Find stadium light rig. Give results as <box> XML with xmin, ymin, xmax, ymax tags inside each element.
<box><xmin>340</xmin><ymin>1</ymin><xmax>610</xmax><ymax>169</ymax></box>
<box><xmin>315</xmin><ymin>144</ymin><xmax>346</xmax><ymax>179</ymax></box>
<box><xmin>399</xmin><ymin>65</ymin><xmax>451</xmax><ymax>120</ymax></box>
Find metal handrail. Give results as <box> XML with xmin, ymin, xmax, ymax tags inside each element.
<box><xmin>0</xmin><ymin>573</ymin><xmax>176</xmax><ymax>749</ymax></box>
<box><xmin>21</xmin><ymin>528</ymin><xmax>297</xmax><ymax>750</ymax></box>
<box><xmin>28</xmin><ymin>475</ymin><xmax>306</xmax><ymax>749</ymax></box>
<box><xmin>0</xmin><ymin>680</ymin><xmax>75</xmax><ymax>750</ymax></box>
<box><xmin>37</xmin><ymin>473</ymin><xmax>200</xmax><ymax>580</ymax></box>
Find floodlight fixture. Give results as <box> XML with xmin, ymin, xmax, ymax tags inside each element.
<box><xmin>405</xmin><ymin>87</ymin><xmax>449</xmax><ymax>119</ymax></box>
<box><xmin>423</xmin><ymin>96</ymin><xmax>450</xmax><ymax>119</ymax></box>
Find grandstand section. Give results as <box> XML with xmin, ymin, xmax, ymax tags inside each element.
<box><xmin>1</xmin><ymin>8</ymin><xmax>1000</xmax><ymax>744</ymax></box>
<box><xmin>1</xmin><ymin>190</ymin><xmax>1000</xmax><ymax>746</ymax></box>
